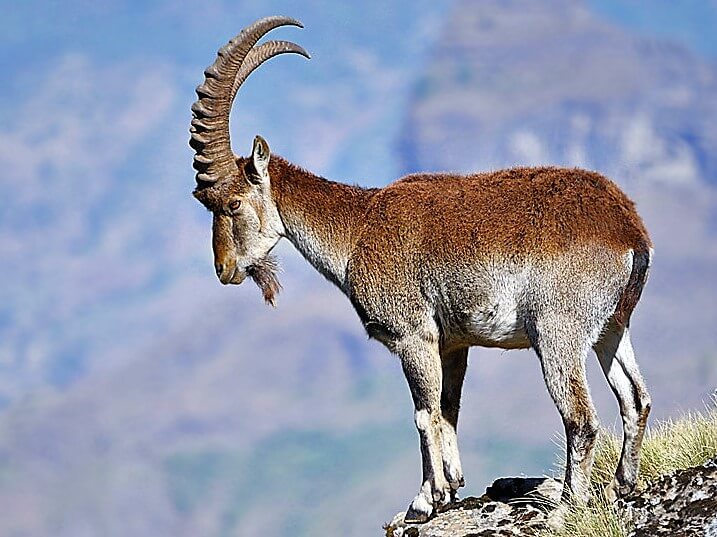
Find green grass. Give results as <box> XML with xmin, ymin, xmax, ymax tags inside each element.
<box><xmin>543</xmin><ymin>401</ymin><xmax>717</xmax><ymax>537</ymax></box>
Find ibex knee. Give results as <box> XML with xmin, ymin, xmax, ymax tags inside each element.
<box><xmin>414</xmin><ymin>409</ymin><xmax>433</xmax><ymax>432</ymax></box>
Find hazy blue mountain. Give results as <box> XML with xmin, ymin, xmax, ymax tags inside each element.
<box><xmin>0</xmin><ymin>0</ymin><xmax>450</xmax><ymax>405</ymax></box>
<box><xmin>399</xmin><ymin>0</ymin><xmax>717</xmax><ymax>187</ymax></box>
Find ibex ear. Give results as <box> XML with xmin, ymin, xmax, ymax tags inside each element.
<box><xmin>249</xmin><ymin>135</ymin><xmax>271</xmax><ymax>185</ymax></box>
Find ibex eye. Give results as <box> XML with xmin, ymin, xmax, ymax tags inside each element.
<box><xmin>228</xmin><ymin>199</ymin><xmax>242</xmax><ymax>212</ymax></box>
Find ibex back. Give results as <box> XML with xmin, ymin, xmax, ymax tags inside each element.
<box><xmin>189</xmin><ymin>17</ymin><xmax>652</xmax><ymax>524</ymax></box>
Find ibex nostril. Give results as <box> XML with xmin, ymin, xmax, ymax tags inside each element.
<box><xmin>214</xmin><ymin>263</ymin><xmax>225</xmax><ymax>278</ymax></box>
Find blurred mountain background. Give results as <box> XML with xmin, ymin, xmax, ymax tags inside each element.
<box><xmin>0</xmin><ymin>1</ymin><xmax>716</xmax><ymax>536</ymax></box>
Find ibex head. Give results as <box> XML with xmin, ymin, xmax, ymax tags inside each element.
<box><xmin>189</xmin><ymin>17</ymin><xmax>309</xmax><ymax>305</ymax></box>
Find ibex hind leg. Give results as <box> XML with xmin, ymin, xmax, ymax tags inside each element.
<box><xmin>440</xmin><ymin>348</ymin><xmax>468</xmax><ymax>500</ymax></box>
<box><xmin>593</xmin><ymin>320</ymin><xmax>651</xmax><ymax>501</ymax></box>
<box><xmin>528</xmin><ymin>316</ymin><xmax>599</xmax><ymax>506</ymax></box>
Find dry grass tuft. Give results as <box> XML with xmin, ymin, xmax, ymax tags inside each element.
<box><xmin>634</xmin><ymin>407</ymin><xmax>717</xmax><ymax>482</ymax></box>
<box><xmin>553</xmin><ymin>490</ymin><xmax>630</xmax><ymax>537</ymax></box>
<box><xmin>543</xmin><ymin>398</ymin><xmax>717</xmax><ymax>537</ymax></box>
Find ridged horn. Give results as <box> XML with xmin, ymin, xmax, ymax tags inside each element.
<box><xmin>231</xmin><ymin>40</ymin><xmax>310</xmax><ymax>101</ymax></box>
<box><xmin>189</xmin><ymin>16</ymin><xmax>307</xmax><ymax>186</ymax></box>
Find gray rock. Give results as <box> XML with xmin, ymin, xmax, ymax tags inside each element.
<box><xmin>384</xmin><ymin>476</ymin><xmax>562</xmax><ymax>537</ymax></box>
<box><xmin>384</xmin><ymin>459</ymin><xmax>717</xmax><ymax>536</ymax></box>
<box><xmin>623</xmin><ymin>457</ymin><xmax>717</xmax><ymax>537</ymax></box>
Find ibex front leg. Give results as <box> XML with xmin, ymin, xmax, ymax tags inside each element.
<box><xmin>398</xmin><ymin>334</ymin><xmax>450</xmax><ymax>523</ymax></box>
<box><xmin>440</xmin><ymin>348</ymin><xmax>468</xmax><ymax>500</ymax></box>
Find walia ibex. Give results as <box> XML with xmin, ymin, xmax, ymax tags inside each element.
<box><xmin>189</xmin><ymin>16</ymin><xmax>653</xmax><ymax>523</ymax></box>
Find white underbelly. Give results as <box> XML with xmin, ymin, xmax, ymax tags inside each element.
<box><xmin>437</xmin><ymin>261</ymin><xmax>533</xmax><ymax>350</ymax></box>
<box><xmin>465</xmin><ymin>302</ymin><xmax>530</xmax><ymax>349</ymax></box>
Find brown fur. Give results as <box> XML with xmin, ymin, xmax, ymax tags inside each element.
<box><xmin>264</xmin><ymin>159</ymin><xmax>651</xmax><ymax>259</ymax></box>
<box><xmin>270</xmin><ymin>158</ymin><xmax>378</xmax><ymax>242</ymax></box>
<box><xmin>267</xmin><ymin>157</ymin><xmax>378</xmax><ymax>287</ymax></box>
<box><xmin>195</xmin><ymin>153</ymin><xmax>651</xmax><ymax>339</ymax></box>
<box><xmin>262</xmin><ymin>158</ymin><xmax>651</xmax><ymax>325</ymax></box>
<box><xmin>384</xmin><ymin>166</ymin><xmax>649</xmax><ymax>256</ymax></box>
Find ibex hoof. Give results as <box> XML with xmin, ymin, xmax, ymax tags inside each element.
<box><xmin>604</xmin><ymin>481</ymin><xmax>619</xmax><ymax>503</ymax></box>
<box><xmin>404</xmin><ymin>493</ymin><xmax>433</xmax><ymax>524</ymax></box>
<box><xmin>605</xmin><ymin>477</ymin><xmax>634</xmax><ymax>502</ymax></box>
<box><xmin>445</xmin><ymin>463</ymin><xmax>465</xmax><ymax>492</ymax></box>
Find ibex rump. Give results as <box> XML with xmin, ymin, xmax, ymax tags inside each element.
<box><xmin>190</xmin><ymin>17</ymin><xmax>652</xmax><ymax>523</ymax></box>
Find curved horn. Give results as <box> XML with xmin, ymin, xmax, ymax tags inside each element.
<box><xmin>231</xmin><ymin>40</ymin><xmax>310</xmax><ymax>102</ymax></box>
<box><xmin>189</xmin><ymin>16</ymin><xmax>306</xmax><ymax>185</ymax></box>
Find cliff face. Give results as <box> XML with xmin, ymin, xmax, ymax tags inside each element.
<box><xmin>385</xmin><ymin>457</ymin><xmax>717</xmax><ymax>537</ymax></box>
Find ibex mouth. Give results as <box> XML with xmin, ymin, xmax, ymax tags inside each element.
<box><xmin>219</xmin><ymin>268</ymin><xmax>237</xmax><ymax>285</ymax></box>
<box><xmin>247</xmin><ymin>255</ymin><xmax>282</xmax><ymax>307</ymax></box>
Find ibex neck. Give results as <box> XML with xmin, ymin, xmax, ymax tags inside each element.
<box><xmin>270</xmin><ymin>156</ymin><xmax>376</xmax><ymax>291</ymax></box>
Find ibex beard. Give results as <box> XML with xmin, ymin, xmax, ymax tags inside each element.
<box><xmin>248</xmin><ymin>255</ymin><xmax>281</xmax><ymax>306</ymax></box>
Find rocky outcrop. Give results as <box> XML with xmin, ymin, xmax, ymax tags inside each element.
<box><xmin>385</xmin><ymin>457</ymin><xmax>717</xmax><ymax>537</ymax></box>
<box><xmin>623</xmin><ymin>457</ymin><xmax>717</xmax><ymax>537</ymax></box>
<box><xmin>385</xmin><ymin>477</ymin><xmax>562</xmax><ymax>537</ymax></box>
